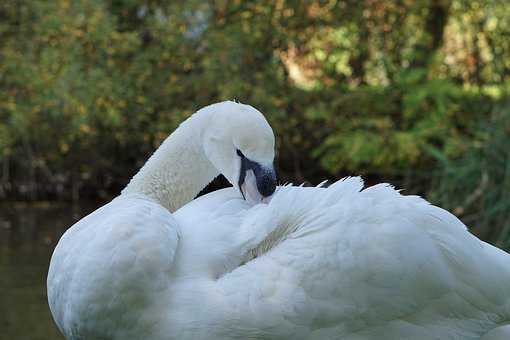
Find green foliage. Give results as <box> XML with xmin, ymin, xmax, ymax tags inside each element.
<box><xmin>0</xmin><ymin>0</ymin><xmax>509</xmax><ymax>245</ymax></box>
<box><xmin>426</xmin><ymin>100</ymin><xmax>510</xmax><ymax>248</ymax></box>
<box><xmin>311</xmin><ymin>75</ymin><xmax>492</xmax><ymax>176</ymax></box>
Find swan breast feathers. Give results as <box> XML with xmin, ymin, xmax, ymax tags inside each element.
<box><xmin>47</xmin><ymin>195</ymin><xmax>179</xmax><ymax>338</ymax></box>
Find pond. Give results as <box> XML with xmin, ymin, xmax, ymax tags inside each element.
<box><xmin>0</xmin><ymin>201</ymin><xmax>103</xmax><ymax>340</ymax></box>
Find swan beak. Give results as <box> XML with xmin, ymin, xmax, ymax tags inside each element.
<box><xmin>238</xmin><ymin>157</ymin><xmax>276</xmax><ymax>204</ymax></box>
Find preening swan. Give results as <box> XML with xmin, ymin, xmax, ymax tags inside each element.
<box><xmin>48</xmin><ymin>101</ymin><xmax>510</xmax><ymax>340</ymax></box>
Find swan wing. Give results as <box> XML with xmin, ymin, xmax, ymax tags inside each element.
<box><xmin>215</xmin><ymin>178</ymin><xmax>510</xmax><ymax>339</ymax></box>
<box><xmin>47</xmin><ymin>195</ymin><xmax>179</xmax><ymax>339</ymax></box>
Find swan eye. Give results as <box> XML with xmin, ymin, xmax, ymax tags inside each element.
<box><xmin>236</xmin><ymin>149</ymin><xmax>245</xmax><ymax>158</ymax></box>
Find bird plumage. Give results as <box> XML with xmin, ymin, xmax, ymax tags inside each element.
<box><xmin>49</xmin><ymin>178</ymin><xmax>510</xmax><ymax>339</ymax></box>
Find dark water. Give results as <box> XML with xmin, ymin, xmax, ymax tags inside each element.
<box><xmin>0</xmin><ymin>201</ymin><xmax>103</xmax><ymax>340</ymax></box>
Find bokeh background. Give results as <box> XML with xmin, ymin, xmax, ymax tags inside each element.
<box><xmin>1</xmin><ymin>0</ymin><xmax>509</xmax><ymax>339</ymax></box>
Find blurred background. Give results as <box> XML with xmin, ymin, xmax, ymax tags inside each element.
<box><xmin>1</xmin><ymin>0</ymin><xmax>509</xmax><ymax>339</ymax></box>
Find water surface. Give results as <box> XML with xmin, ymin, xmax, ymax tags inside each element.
<box><xmin>0</xmin><ymin>201</ymin><xmax>102</xmax><ymax>340</ymax></box>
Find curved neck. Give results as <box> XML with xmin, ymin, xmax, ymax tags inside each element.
<box><xmin>122</xmin><ymin>113</ymin><xmax>218</xmax><ymax>212</ymax></box>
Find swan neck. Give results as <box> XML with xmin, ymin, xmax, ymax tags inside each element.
<box><xmin>122</xmin><ymin>115</ymin><xmax>217</xmax><ymax>212</ymax></box>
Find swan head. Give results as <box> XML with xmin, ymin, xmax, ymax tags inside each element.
<box><xmin>200</xmin><ymin>101</ymin><xmax>277</xmax><ymax>204</ymax></box>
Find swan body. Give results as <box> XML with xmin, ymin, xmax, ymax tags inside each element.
<box><xmin>177</xmin><ymin>181</ymin><xmax>510</xmax><ymax>340</ymax></box>
<box><xmin>48</xmin><ymin>102</ymin><xmax>510</xmax><ymax>339</ymax></box>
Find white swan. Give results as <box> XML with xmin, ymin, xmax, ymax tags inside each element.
<box><xmin>47</xmin><ymin>101</ymin><xmax>510</xmax><ymax>340</ymax></box>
